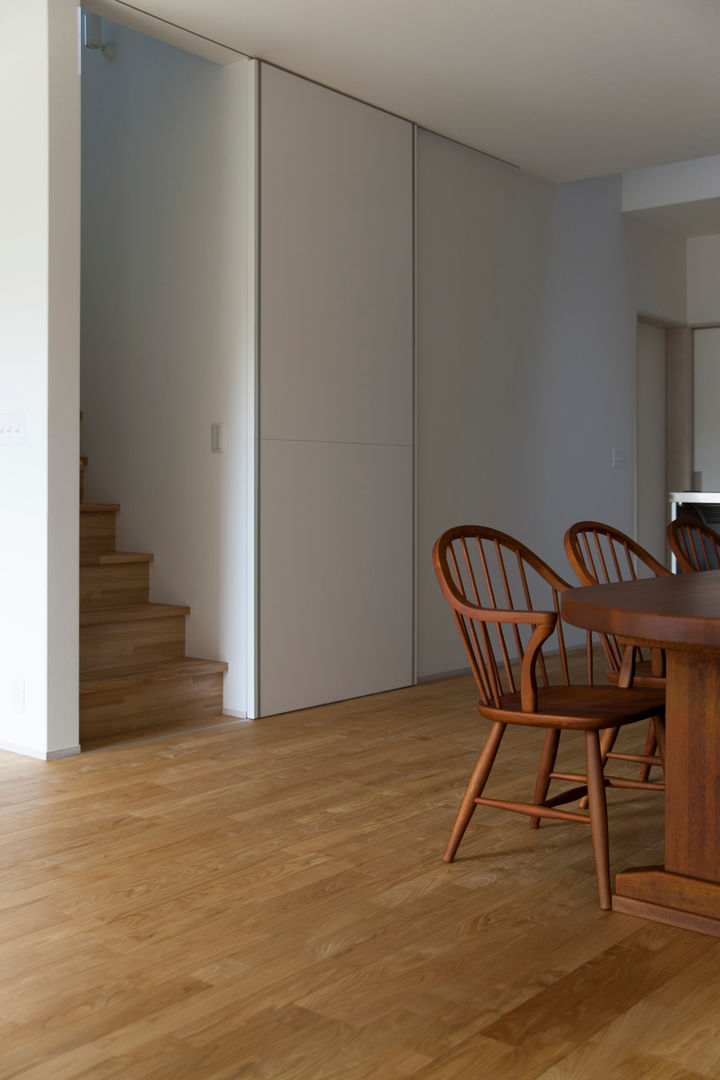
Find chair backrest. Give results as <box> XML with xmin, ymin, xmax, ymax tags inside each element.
<box><xmin>667</xmin><ymin>518</ymin><xmax>720</xmax><ymax>573</ymax></box>
<box><xmin>564</xmin><ymin>521</ymin><xmax>670</xmax><ymax>676</ymax></box>
<box><xmin>564</xmin><ymin>521</ymin><xmax>670</xmax><ymax>587</ymax></box>
<box><xmin>433</xmin><ymin>526</ymin><xmax>590</xmax><ymax>712</ymax></box>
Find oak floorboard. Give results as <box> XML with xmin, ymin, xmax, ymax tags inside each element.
<box><xmin>0</xmin><ymin>674</ymin><xmax>711</xmax><ymax>1079</ymax></box>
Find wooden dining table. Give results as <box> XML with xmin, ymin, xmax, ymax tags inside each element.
<box><xmin>562</xmin><ymin>569</ymin><xmax>720</xmax><ymax>936</ymax></box>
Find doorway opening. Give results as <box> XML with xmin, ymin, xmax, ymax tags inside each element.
<box><xmin>79</xmin><ymin>12</ymin><xmax>253</xmax><ymax>741</ymax></box>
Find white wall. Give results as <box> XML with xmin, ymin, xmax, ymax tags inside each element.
<box><xmin>636</xmin><ymin>320</ymin><xmax>667</xmax><ymax>562</ymax></box>
<box><xmin>694</xmin><ymin>328</ymin><xmax>720</xmax><ymax>490</ymax></box>
<box><xmin>81</xmin><ymin>22</ymin><xmax>253</xmax><ymax>713</ymax></box>
<box><xmin>416</xmin><ymin>134</ymin><xmax>552</xmax><ymax>677</ymax></box>
<box><xmin>257</xmin><ymin>65</ymin><xmax>414</xmax><ymax>716</ymax></box>
<box><xmin>624</xmin><ymin>216</ymin><xmax>687</xmax><ymax>324</ymax></box>
<box><xmin>687</xmin><ymin>234</ymin><xmax>720</xmax><ymax>324</ymax></box>
<box><xmin>6</xmin><ymin>5</ymin><xmax>690</xmax><ymax>745</ymax></box>
<box><xmin>0</xmin><ymin>0</ymin><xmax>80</xmax><ymax>758</ymax></box>
<box><xmin>417</xmin><ymin>132</ymin><xmax>686</xmax><ymax>678</ymax></box>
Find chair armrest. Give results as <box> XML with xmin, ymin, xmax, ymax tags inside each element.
<box><xmin>448</xmin><ymin>596</ymin><xmax>558</xmax><ymax>628</ymax></box>
<box><xmin>519</xmin><ymin>619</ymin><xmax>557</xmax><ymax>712</ymax></box>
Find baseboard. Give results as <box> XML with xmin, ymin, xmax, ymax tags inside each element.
<box><xmin>417</xmin><ymin>667</ymin><xmax>470</xmax><ymax>684</ymax></box>
<box><xmin>222</xmin><ymin>708</ymin><xmax>250</xmax><ymax>720</ymax></box>
<box><xmin>47</xmin><ymin>745</ymin><xmax>82</xmax><ymax>760</ymax></box>
<box><xmin>417</xmin><ymin>644</ymin><xmax>595</xmax><ymax>687</ymax></box>
<box><xmin>0</xmin><ymin>740</ymin><xmax>81</xmax><ymax>761</ymax></box>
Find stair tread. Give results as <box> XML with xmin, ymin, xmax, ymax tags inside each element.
<box><xmin>81</xmin><ymin>602</ymin><xmax>190</xmax><ymax>626</ymax></box>
<box><xmin>81</xmin><ymin>657</ymin><xmax>228</xmax><ymax>691</ymax></box>
<box><xmin>81</xmin><ymin>503</ymin><xmax>120</xmax><ymax>512</ymax></box>
<box><xmin>80</xmin><ymin>551</ymin><xmax>154</xmax><ymax>566</ymax></box>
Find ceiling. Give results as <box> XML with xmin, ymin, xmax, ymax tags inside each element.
<box><xmin>114</xmin><ymin>0</ymin><xmax>720</xmax><ymax>182</ymax></box>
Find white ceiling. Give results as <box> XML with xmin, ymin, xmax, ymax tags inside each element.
<box><xmin>115</xmin><ymin>0</ymin><xmax>720</xmax><ymax>182</ymax></box>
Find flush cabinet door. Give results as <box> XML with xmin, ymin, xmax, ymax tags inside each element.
<box><xmin>257</xmin><ymin>64</ymin><xmax>414</xmax><ymax>716</ymax></box>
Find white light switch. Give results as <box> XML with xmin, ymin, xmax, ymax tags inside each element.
<box><xmin>612</xmin><ymin>448</ymin><xmax>625</xmax><ymax>469</ymax></box>
<box><xmin>211</xmin><ymin>421</ymin><xmax>225</xmax><ymax>453</ymax></box>
<box><xmin>0</xmin><ymin>413</ymin><xmax>25</xmax><ymax>445</ymax></box>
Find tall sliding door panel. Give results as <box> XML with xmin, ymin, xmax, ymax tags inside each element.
<box><xmin>258</xmin><ymin>65</ymin><xmax>413</xmax><ymax>716</ymax></box>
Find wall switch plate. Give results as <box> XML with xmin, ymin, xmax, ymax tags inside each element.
<box><xmin>0</xmin><ymin>414</ymin><xmax>25</xmax><ymax>445</ymax></box>
<box><xmin>612</xmin><ymin>447</ymin><xmax>625</xmax><ymax>469</ymax></box>
<box><xmin>211</xmin><ymin>421</ymin><xmax>225</xmax><ymax>453</ymax></box>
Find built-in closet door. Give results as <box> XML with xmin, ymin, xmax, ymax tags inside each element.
<box><xmin>257</xmin><ymin>64</ymin><xmax>414</xmax><ymax>717</ymax></box>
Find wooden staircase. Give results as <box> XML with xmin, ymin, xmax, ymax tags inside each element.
<box><xmin>79</xmin><ymin>499</ymin><xmax>228</xmax><ymax>748</ymax></box>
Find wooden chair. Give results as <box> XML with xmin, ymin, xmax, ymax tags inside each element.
<box><xmin>433</xmin><ymin>525</ymin><xmax>665</xmax><ymax>909</ymax></box>
<box><xmin>564</xmin><ymin>521</ymin><xmax>668</xmax><ymax>785</ymax></box>
<box><xmin>667</xmin><ymin>518</ymin><xmax>720</xmax><ymax>573</ymax></box>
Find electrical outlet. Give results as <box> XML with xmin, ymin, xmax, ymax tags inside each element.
<box><xmin>612</xmin><ymin>447</ymin><xmax>625</xmax><ymax>469</ymax></box>
<box><xmin>0</xmin><ymin>414</ymin><xmax>25</xmax><ymax>445</ymax></box>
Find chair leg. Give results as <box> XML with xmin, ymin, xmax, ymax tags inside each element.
<box><xmin>638</xmin><ymin>719</ymin><xmax>658</xmax><ymax>783</ymax></box>
<box><xmin>444</xmin><ymin>721</ymin><xmax>506</xmax><ymax>863</ymax></box>
<box><xmin>585</xmin><ymin>729</ymin><xmax>611</xmax><ymax>910</ymax></box>
<box><xmin>530</xmin><ymin>729</ymin><xmax>560</xmax><ymax>830</ymax></box>
<box><xmin>653</xmin><ymin>716</ymin><xmax>666</xmax><ymax>767</ymax></box>
<box><xmin>579</xmin><ymin>725</ymin><xmax>619</xmax><ymax>810</ymax></box>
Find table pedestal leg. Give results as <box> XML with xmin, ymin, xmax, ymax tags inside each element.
<box><xmin>613</xmin><ymin>649</ymin><xmax>720</xmax><ymax>935</ymax></box>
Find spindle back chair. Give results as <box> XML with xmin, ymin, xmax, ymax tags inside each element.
<box><xmin>563</xmin><ymin>520</ymin><xmax>668</xmax><ymax>785</ymax></box>
<box><xmin>667</xmin><ymin>518</ymin><xmax>720</xmax><ymax>574</ymax></box>
<box><xmin>433</xmin><ymin>525</ymin><xmax>665</xmax><ymax>909</ymax></box>
<box><xmin>564</xmin><ymin>521</ymin><xmax>671</xmax><ymax>684</ymax></box>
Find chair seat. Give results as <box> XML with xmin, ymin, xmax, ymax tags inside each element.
<box><xmin>480</xmin><ymin>684</ymin><xmax>665</xmax><ymax>730</ymax></box>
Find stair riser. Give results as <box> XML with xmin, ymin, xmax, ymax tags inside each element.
<box><xmin>80</xmin><ymin>672</ymin><xmax>224</xmax><ymax>740</ymax></box>
<box><xmin>80</xmin><ymin>616</ymin><xmax>186</xmax><ymax>676</ymax></box>
<box><xmin>80</xmin><ymin>564</ymin><xmax>150</xmax><ymax>610</ymax></box>
<box><xmin>80</xmin><ymin>511</ymin><xmax>117</xmax><ymax>555</ymax></box>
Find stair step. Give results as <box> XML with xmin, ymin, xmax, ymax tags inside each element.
<box><xmin>77</xmin><ymin>475</ymin><xmax>227</xmax><ymax>741</ymax></box>
<box><xmin>80</xmin><ymin>657</ymin><xmax>228</xmax><ymax>692</ymax></box>
<box><xmin>80</xmin><ymin>554</ymin><xmax>154</xmax><ymax>610</ymax></box>
<box><xmin>80</xmin><ymin>504</ymin><xmax>119</xmax><ymax>555</ymax></box>
<box><xmin>80</xmin><ymin>603</ymin><xmax>190</xmax><ymax>676</ymax></box>
<box><xmin>79</xmin><ymin>659</ymin><xmax>226</xmax><ymax>742</ymax></box>
<box><xmin>80</xmin><ymin>602</ymin><xmax>189</xmax><ymax>627</ymax></box>
<box><xmin>80</xmin><ymin>552</ymin><xmax>154</xmax><ymax>566</ymax></box>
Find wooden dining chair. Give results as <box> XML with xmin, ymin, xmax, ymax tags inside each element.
<box><xmin>667</xmin><ymin>517</ymin><xmax>720</xmax><ymax>573</ymax></box>
<box><xmin>563</xmin><ymin>521</ymin><xmax>669</xmax><ymax>788</ymax></box>
<box><xmin>433</xmin><ymin>525</ymin><xmax>665</xmax><ymax>909</ymax></box>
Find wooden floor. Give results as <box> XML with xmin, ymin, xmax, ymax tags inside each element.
<box><xmin>0</xmin><ymin>675</ymin><xmax>717</xmax><ymax>1079</ymax></box>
